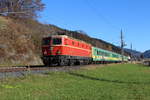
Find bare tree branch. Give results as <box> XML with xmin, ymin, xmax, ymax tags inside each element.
<box><xmin>0</xmin><ymin>0</ymin><xmax>45</xmax><ymax>19</ymax></box>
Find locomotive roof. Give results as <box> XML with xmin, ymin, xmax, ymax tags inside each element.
<box><xmin>50</xmin><ymin>35</ymin><xmax>92</xmax><ymax>45</ymax></box>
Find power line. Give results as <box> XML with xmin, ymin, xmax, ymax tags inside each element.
<box><xmin>83</xmin><ymin>0</ymin><xmax>126</xmax><ymax>52</ymax></box>
<box><xmin>83</xmin><ymin>0</ymin><xmax>120</xmax><ymax>30</ymax></box>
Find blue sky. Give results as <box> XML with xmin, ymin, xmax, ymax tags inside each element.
<box><xmin>39</xmin><ymin>0</ymin><xmax>150</xmax><ymax>52</ymax></box>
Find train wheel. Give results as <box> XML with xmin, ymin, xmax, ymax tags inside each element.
<box><xmin>44</xmin><ymin>62</ymin><xmax>51</xmax><ymax>66</ymax></box>
<box><xmin>68</xmin><ymin>60</ymin><xmax>74</xmax><ymax>66</ymax></box>
<box><xmin>58</xmin><ymin>60</ymin><xmax>65</xmax><ymax>66</ymax></box>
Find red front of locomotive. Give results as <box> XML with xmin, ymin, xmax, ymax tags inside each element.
<box><xmin>42</xmin><ymin>35</ymin><xmax>92</xmax><ymax>66</ymax></box>
<box><xmin>42</xmin><ymin>36</ymin><xmax>63</xmax><ymax>56</ymax></box>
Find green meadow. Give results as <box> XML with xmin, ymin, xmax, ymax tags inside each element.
<box><xmin>0</xmin><ymin>64</ymin><xmax>150</xmax><ymax>100</ymax></box>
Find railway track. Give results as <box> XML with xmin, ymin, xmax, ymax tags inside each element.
<box><xmin>0</xmin><ymin>67</ymin><xmax>27</xmax><ymax>73</ymax></box>
<box><xmin>0</xmin><ymin>65</ymin><xmax>81</xmax><ymax>72</ymax></box>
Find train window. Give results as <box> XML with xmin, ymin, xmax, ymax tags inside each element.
<box><xmin>87</xmin><ymin>45</ymin><xmax>89</xmax><ymax>49</ymax></box>
<box><xmin>72</xmin><ymin>41</ymin><xmax>75</xmax><ymax>45</ymax></box>
<box><xmin>112</xmin><ymin>54</ymin><xmax>119</xmax><ymax>58</ymax></box>
<box><xmin>82</xmin><ymin>44</ymin><xmax>84</xmax><ymax>48</ymax></box>
<box><xmin>102</xmin><ymin>51</ymin><xmax>105</xmax><ymax>56</ymax></box>
<box><xmin>106</xmin><ymin>52</ymin><xmax>110</xmax><ymax>57</ymax></box>
<box><xmin>42</xmin><ymin>38</ymin><xmax>51</xmax><ymax>45</ymax></box>
<box><xmin>80</xmin><ymin>43</ymin><xmax>82</xmax><ymax>47</ymax></box>
<box><xmin>99</xmin><ymin>51</ymin><xmax>101</xmax><ymax>55</ymax></box>
<box><xmin>65</xmin><ymin>39</ymin><xmax>68</xmax><ymax>45</ymax></box>
<box><xmin>95</xmin><ymin>49</ymin><xmax>97</xmax><ymax>55</ymax></box>
<box><xmin>97</xmin><ymin>51</ymin><xmax>99</xmax><ymax>55</ymax></box>
<box><xmin>105</xmin><ymin>52</ymin><xmax>108</xmax><ymax>56</ymax></box>
<box><xmin>52</xmin><ymin>38</ymin><xmax>62</xmax><ymax>45</ymax></box>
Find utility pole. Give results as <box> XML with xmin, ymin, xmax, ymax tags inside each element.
<box><xmin>130</xmin><ymin>43</ymin><xmax>132</xmax><ymax>50</ymax></box>
<box><xmin>130</xmin><ymin>43</ymin><xmax>133</xmax><ymax>63</ymax></box>
<box><xmin>120</xmin><ymin>29</ymin><xmax>126</xmax><ymax>63</ymax></box>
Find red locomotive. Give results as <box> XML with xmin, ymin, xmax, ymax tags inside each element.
<box><xmin>42</xmin><ymin>35</ymin><xmax>92</xmax><ymax>66</ymax></box>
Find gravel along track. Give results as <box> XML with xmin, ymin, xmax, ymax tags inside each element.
<box><xmin>0</xmin><ymin>65</ymin><xmax>91</xmax><ymax>79</ymax></box>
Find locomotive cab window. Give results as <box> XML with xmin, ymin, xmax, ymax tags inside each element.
<box><xmin>42</xmin><ymin>38</ymin><xmax>51</xmax><ymax>45</ymax></box>
<box><xmin>52</xmin><ymin>38</ymin><xmax>62</xmax><ymax>45</ymax></box>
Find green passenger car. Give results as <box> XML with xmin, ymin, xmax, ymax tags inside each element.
<box><xmin>92</xmin><ymin>47</ymin><xmax>128</xmax><ymax>62</ymax></box>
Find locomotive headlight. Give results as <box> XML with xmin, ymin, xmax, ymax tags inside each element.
<box><xmin>50</xmin><ymin>47</ymin><xmax>53</xmax><ymax>51</ymax></box>
<box><xmin>57</xmin><ymin>50</ymin><xmax>61</xmax><ymax>54</ymax></box>
<box><xmin>56</xmin><ymin>50</ymin><xmax>61</xmax><ymax>55</ymax></box>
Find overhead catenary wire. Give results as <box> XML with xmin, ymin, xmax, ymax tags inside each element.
<box><xmin>83</xmin><ymin>0</ymin><xmax>128</xmax><ymax>44</ymax></box>
<box><xmin>83</xmin><ymin>0</ymin><xmax>120</xmax><ymax>31</ymax></box>
<box><xmin>83</xmin><ymin>0</ymin><xmax>129</xmax><ymax>57</ymax></box>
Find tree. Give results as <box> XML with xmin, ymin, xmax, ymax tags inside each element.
<box><xmin>0</xmin><ymin>0</ymin><xmax>45</xmax><ymax>19</ymax></box>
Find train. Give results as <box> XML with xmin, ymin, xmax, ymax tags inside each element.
<box><xmin>42</xmin><ymin>35</ymin><xmax>129</xmax><ymax>66</ymax></box>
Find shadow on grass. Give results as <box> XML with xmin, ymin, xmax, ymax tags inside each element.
<box><xmin>68</xmin><ymin>72</ymin><xmax>150</xmax><ymax>85</ymax></box>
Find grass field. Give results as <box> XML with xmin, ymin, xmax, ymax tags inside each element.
<box><xmin>0</xmin><ymin>64</ymin><xmax>150</xmax><ymax>100</ymax></box>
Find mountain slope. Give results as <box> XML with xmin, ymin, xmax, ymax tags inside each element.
<box><xmin>143</xmin><ymin>50</ymin><xmax>150</xmax><ymax>58</ymax></box>
<box><xmin>124</xmin><ymin>49</ymin><xmax>141</xmax><ymax>57</ymax></box>
<box><xmin>0</xmin><ymin>17</ymin><xmax>43</xmax><ymax>66</ymax></box>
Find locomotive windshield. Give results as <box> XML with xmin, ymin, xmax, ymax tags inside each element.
<box><xmin>52</xmin><ymin>38</ymin><xmax>62</xmax><ymax>45</ymax></box>
<box><xmin>42</xmin><ymin>38</ymin><xmax>51</xmax><ymax>45</ymax></box>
